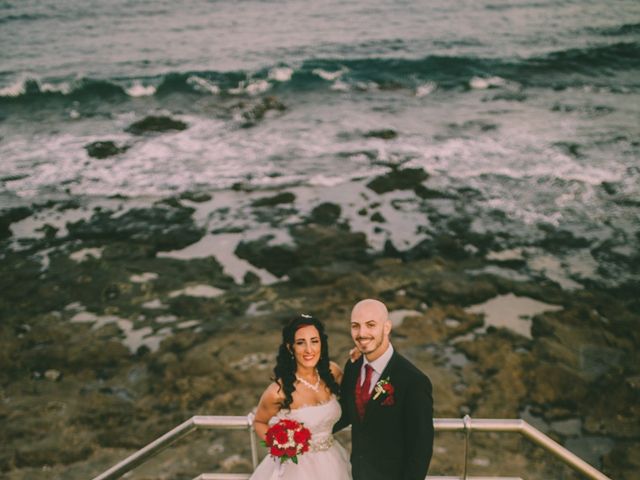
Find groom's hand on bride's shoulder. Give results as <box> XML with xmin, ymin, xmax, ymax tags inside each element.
<box><xmin>349</xmin><ymin>347</ymin><xmax>361</xmax><ymax>363</ymax></box>
<box><xmin>329</xmin><ymin>360</ymin><xmax>344</xmax><ymax>384</ymax></box>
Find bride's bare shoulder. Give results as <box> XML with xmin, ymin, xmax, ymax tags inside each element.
<box><xmin>261</xmin><ymin>381</ymin><xmax>286</xmax><ymax>405</ymax></box>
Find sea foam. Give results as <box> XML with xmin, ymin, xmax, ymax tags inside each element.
<box><xmin>126</xmin><ymin>81</ymin><xmax>156</xmax><ymax>97</ymax></box>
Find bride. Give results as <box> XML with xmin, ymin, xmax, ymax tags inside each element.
<box><xmin>249</xmin><ymin>314</ymin><xmax>352</xmax><ymax>480</ymax></box>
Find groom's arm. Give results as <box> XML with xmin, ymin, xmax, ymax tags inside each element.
<box><xmin>403</xmin><ymin>373</ymin><xmax>434</xmax><ymax>480</ymax></box>
<box><xmin>332</xmin><ymin>360</ymin><xmax>353</xmax><ymax>433</ymax></box>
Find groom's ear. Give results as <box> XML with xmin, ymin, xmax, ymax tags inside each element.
<box><xmin>383</xmin><ymin>319</ymin><xmax>392</xmax><ymax>336</ymax></box>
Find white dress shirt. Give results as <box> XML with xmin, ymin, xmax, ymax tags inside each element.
<box><xmin>359</xmin><ymin>343</ymin><xmax>394</xmax><ymax>394</ymax></box>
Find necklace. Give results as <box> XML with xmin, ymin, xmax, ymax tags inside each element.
<box><xmin>296</xmin><ymin>370</ymin><xmax>320</xmax><ymax>392</ymax></box>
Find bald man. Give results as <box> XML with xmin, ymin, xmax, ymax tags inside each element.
<box><xmin>334</xmin><ymin>299</ymin><xmax>434</xmax><ymax>480</ymax></box>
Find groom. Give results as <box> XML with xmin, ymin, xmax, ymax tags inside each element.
<box><xmin>334</xmin><ymin>299</ymin><xmax>434</xmax><ymax>480</ymax></box>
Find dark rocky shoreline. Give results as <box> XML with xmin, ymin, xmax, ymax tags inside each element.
<box><xmin>0</xmin><ymin>167</ymin><xmax>638</xmax><ymax>479</ymax></box>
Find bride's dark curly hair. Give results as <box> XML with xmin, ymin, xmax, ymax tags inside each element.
<box><xmin>274</xmin><ymin>315</ymin><xmax>340</xmax><ymax>409</ymax></box>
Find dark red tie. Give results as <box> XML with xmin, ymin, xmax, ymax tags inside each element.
<box><xmin>355</xmin><ymin>364</ymin><xmax>373</xmax><ymax>420</ymax></box>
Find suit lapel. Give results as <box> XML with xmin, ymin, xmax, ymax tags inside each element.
<box><xmin>349</xmin><ymin>357</ymin><xmax>364</xmax><ymax>423</ymax></box>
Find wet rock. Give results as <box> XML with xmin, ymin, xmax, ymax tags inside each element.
<box><xmin>456</xmin><ymin>330</ymin><xmax>531</xmax><ymax>417</ymax></box>
<box><xmin>240</xmin><ymin>96</ymin><xmax>286</xmax><ymax>127</ymax></box>
<box><xmin>180</xmin><ymin>191</ymin><xmax>213</xmax><ymax>203</ymax></box>
<box><xmin>34</xmin><ymin>223</ymin><xmax>58</xmax><ymax>241</ymax></box>
<box><xmin>537</xmin><ymin>226</ymin><xmax>591</xmax><ymax>252</ymax></box>
<box><xmin>235</xmin><ymin>237</ymin><xmax>297</xmax><ymax>277</ymax></box>
<box><xmin>394</xmin><ymin>304</ymin><xmax>482</xmax><ymax>343</ymax></box>
<box><xmin>404</xmin><ymin>267</ymin><xmax>497</xmax><ymax>305</ymax></box>
<box><xmin>84</xmin><ymin>140</ymin><xmax>129</xmax><ymax>159</ymax></box>
<box><xmin>366</xmin><ymin>167</ymin><xmax>429</xmax><ymax>194</ymax></box>
<box><xmin>383</xmin><ymin>239</ymin><xmax>402</xmax><ymax>258</ymax></box>
<box><xmin>21</xmin><ymin>324</ymin><xmax>130</xmax><ymax>378</ymax></box>
<box><xmin>370</xmin><ymin>212</ymin><xmax>386</xmax><ymax>223</ymax></box>
<box><xmin>530</xmin><ymin>307</ymin><xmax>634</xmax><ymax>381</ymax></box>
<box><xmin>602</xmin><ymin>442</ymin><xmax>640</xmax><ymax>479</ymax></box>
<box><xmin>553</xmin><ymin>141</ymin><xmax>583</xmax><ymax>158</ymax></box>
<box><xmin>441</xmin><ymin>120</ymin><xmax>498</xmax><ymax>138</ymax></box>
<box><xmin>309</xmin><ymin>202</ymin><xmax>341</xmax><ymax>225</ymax></box>
<box><xmin>0</xmin><ymin>206</ymin><xmax>32</xmax><ymax>239</ymax></box>
<box><xmin>125</xmin><ymin>115</ymin><xmax>188</xmax><ymax>135</ymax></box>
<box><xmin>243</xmin><ymin>270</ymin><xmax>261</xmax><ymax>285</ymax></box>
<box><xmin>600</xmin><ymin>181</ymin><xmax>617</xmax><ymax>195</ymax></box>
<box><xmin>582</xmin><ymin>374</ymin><xmax>640</xmax><ymax>438</ymax></box>
<box><xmin>404</xmin><ymin>235</ymin><xmax>470</xmax><ymax>261</ymax></box>
<box><xmin>235</xmin><ymin>224</ymin><xmax>370</xmax><ymax>279</ymax></box>
<box><xmin>15</xmin><ymin>432</ymin><xmax>93</xmax><ymax>467</ymax></box>
<box><xmin>527</xmin><ymin>361</ymin><xmax>590</xmax><ymax>407</ymax></box>
<box><xmin>363</xmin><ymin>129</ymin><xmax>398</xmax><ymax>140</ymax></box>
<box><xmin>252</xmin><ymin>191</ymin><xmax>295</xmax><ymax>207</ymax></box>
<box><xmin>414</xmin><ymin>185</ymin><xmax>457</xmax><ymax>199</ymax></box>
<box><xmin>96</xmin><ymin>426</ymin><xmax>149</xmax><ymax>449</ymax></box>
<box><xmin>67</xmin><ymin>203</ymin><xmax>204</xmax><ymax>252</ymax></box>
<box><xmin>489</xmin><ymin>91</ymin><xmax>528</xmax><ymax>102</ymax></box>
<box><xmin>0</xmin><ymin>173</ymin><xmax>29</xmax><ymax>183</ymax></box>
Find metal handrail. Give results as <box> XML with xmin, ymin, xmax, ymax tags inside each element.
<box><xmin>437</xmin><ymin>417</ymin><xmax>612</xmax><ymax>480</ymax></box>
<box><xmin>91</xmin><ymin>416</ymin><xmax>613</xmax><ymax>480</ymax></box>
<box><xmin>92</xmin><ymin>414</ymin><xmax>256</xmax><ymax>480</ymax></box>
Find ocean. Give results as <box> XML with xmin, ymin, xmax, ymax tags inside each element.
<box><xmin>1</xmin><ymin>3</ymin><xmax>640</xmax><ymax>478</ymax></box>
<box><xmin>1</xmin><ymin>0</ymin><xmax>639</xmax><ymax>281</ymax></box>
<box><xmin>0</xmin><ymin>0</ymin><xmax>640</xmax><ymax>284</ymax></box>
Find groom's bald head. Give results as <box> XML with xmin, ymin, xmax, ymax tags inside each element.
<box><xmin>350</xmin><ymin>298</ymin><xmax>391</xmax><ymax>361</ymax></box>
<box><xmin>351</xmin><ymin>299</ymin><xmax>389</xmax><ymax>322</ymax></box>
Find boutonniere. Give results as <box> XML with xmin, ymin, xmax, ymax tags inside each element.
<box><xmin>372</xmin><ymin>377</ymin><xmax>395</xmax><ymax>406</ymax></box>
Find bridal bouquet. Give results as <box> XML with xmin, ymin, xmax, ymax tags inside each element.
<box><xmin>263</xmin><ymin>418</ymin><xmax>311</xmax><ymax>464</ymax></box>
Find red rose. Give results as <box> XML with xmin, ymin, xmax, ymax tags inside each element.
<box><xmin>271</xmin><ymin>446</ymin><xmax>284</xmax><ymax>456</ymax></box>
<box><xmin>383</xmin><ymin>383</ymin><xmax>394</xmax><ymax>394</ymax></box>
<box><xmin>281</xmin><ymin>419</ymin><xmax>298</xmax><ymax>429</ymax></box>
<box><xmin>294</xmin><ymin>428</ymin><xmax>311</xmax><ymax>444</ymax></box>
<box><xmin>382</xmin><ymin>395</ymin><xmax>395</xmax><ymax>406</ymax></box>
<box><xmin>285</xmin><ymin>447</ymin><xmax>297</xmax><ymax>457</ymax></box>
<box><xmin>274</xmin><ymin>428</ymin><xmax>289</xmax><ymax>444</ymax></box>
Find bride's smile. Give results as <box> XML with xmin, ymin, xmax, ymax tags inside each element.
<box><xmin>293</xmin><ymin>325</ymin><xmax>322</xmax><ymax>370</ymax></box>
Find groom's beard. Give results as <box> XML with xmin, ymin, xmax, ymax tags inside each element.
<box><xmin>355</xmin><ymin>335</ymin><xmax>383</xmax><ymax>355</ymax></box>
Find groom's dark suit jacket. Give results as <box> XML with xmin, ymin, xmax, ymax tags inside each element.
<box><xmin>334</xmin><ymin>350</ymin><xmax>434</xmax><ymax>480</ymax></box>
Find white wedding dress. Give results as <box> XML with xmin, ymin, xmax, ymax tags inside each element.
<box><xmin>249</xmin><ymin>395</ymin><xmax>352</xmax><ymax>480</ymax></box>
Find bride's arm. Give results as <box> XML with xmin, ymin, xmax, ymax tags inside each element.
<box><xmin>253</xmin><ymin>382</ymin><xmax>283</xmax><ymax>441</ymax></box>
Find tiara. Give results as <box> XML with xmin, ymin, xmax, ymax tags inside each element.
<box><xmin>300</xmin><ymin>313</ymin><xmax>312</xmax><ymax>318</ymax></box>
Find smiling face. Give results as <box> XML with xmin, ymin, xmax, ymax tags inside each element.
<box><xmin>291</xmin><ymin>324</ymin><xmax>322</xmax><ymax>369</ymax></box>
<box><xmin>350</xmin><ymin>299</ymin><xmax>391</xmax><ymax>362</ymax></box>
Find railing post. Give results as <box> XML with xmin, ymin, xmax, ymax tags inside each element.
<box><xmin>462</xmin><ymin>414</ymin><xmax>471</xmax><ymax>480</ymax></box>
<box><xmin>247</xmin><ymin>412</ymin><xmax>258</xmax><ymax>469</ymax></box>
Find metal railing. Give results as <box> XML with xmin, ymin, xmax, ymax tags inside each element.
<box><xmin>91</xmin><ymin>415</ymin><xmax>612</xmax><ymax>480</ymax></box>
<box><xmin>92</xmin><ymin>414</ymin><xmax>258</xmax><ymax>480</ymax></box>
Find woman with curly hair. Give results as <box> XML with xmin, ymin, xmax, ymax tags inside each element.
<box><xmin>250</xmin><ymin>314</ymin><xmax>351</xmax><ymax>479</ymax></box>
